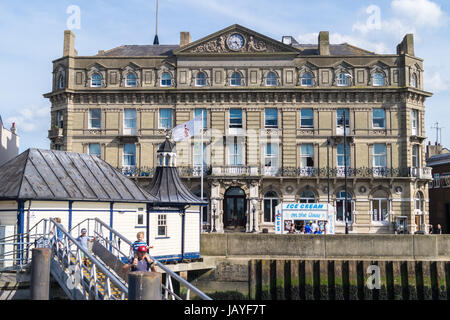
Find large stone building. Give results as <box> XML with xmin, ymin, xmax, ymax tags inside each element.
<box><xmin>44</xmin><ymin>24</ymin><xmax>433</xmax><ymax>234</ymax></box>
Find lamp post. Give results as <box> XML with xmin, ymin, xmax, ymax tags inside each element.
<box><xmin>327</xmin><ymin>138</ymin><xmax>331</xmax><ymax>204</ymax></box>
<box><xmin>251</xmin><ymin>199</ymin><xmax>258</xmax><ymax>233</ymax></box>
<box><xmin>211</xmin><ymin>200</ymin><xmax>217</xmax><ymax>233</ymax></box>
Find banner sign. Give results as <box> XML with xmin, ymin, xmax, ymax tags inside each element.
<box><xmin>275</xmin><ymin>202</ymin><xmax>335</xmax><ymax>234</ymax></box>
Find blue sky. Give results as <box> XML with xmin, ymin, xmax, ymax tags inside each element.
<box><xmin>1</xmin><ymin>0</ymin><xmax>449</xmax><ymax>151</ymax></box>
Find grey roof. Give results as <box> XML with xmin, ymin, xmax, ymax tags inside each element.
<box><xmin>0</xmin><ymin>149</ymin><xmax>157</xmax><ymax>203</ymax></box>
<box><xmin>293</xmin><ymin>44</ymin><xmax>376</xmax><ymax>56</ymax></box>
<box><xmin>144</xmin><ymin>139</ymin><xmax>206</xmax><ymax>207</ymax></box>
<box><xmin>97</xmin><ymin>45</ymin><xmax>179</xmax><ymax>57</ymax></box>
<box><xmin>427</xmin><ymin>153</ymin><xmax>450</xmax><ymax>167</ymax></box>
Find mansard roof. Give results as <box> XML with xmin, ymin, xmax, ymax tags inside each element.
<box><xmin>0</xmin><ymin>149</ymin><xmax>157</xmax><ymax>203</ymax></box>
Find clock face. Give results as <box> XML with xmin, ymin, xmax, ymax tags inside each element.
<box><xmin>227</xmin><ymin>33</ymin><xmax>245</xmax><ymax>51</ymax></box>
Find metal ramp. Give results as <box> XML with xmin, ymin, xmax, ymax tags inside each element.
<box><xmin>0</xmin><ymin>218</ymin><xmax>211</xmax><ymax>300</ymax></box>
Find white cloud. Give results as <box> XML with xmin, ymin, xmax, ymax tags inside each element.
<box><xmin>391</xmin><ymin>0</ymin><xmax>446</xmax><ymax>28</ymax></box>
<box><xmin>6</xmin><ymin>105</ymin><xmax>50</xmax><ymax>133</ymax></box>
<box><xmin>424</xmin><ymin>72</ymin><xmax>450</xmax><ymax>93</ymax></box>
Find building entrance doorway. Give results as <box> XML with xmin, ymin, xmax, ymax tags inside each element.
<box><xmin>223</xmin><ymin>187</ymin><xmax>247</xmax><ymax>231</ymax></box>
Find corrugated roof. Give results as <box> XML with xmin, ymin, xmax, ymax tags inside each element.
<box><xmin>0</xmin><ymin>149</ymin><xmax>157</xmax><ymax>203</ymax></box>
<box><xmin>97</xmin><ymin>45</ymin><xmax>179</xmax><ymax>57</ymax></box>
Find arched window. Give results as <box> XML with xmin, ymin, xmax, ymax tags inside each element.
<box><xmin>91</xmin><ymin>73</ymin><xmax>102</xmax><ymax>87</ymax></box>
<box><xmin>301</xmin><ymin>72</ymin><xmax>313</xmax><ymax>86</ymax></box>
<box><xmin>161</xmin><ymin>72</ymin><xmax>172</xmax><ymax>87</ymax></box>
<box><xmin>230</xmin><ymin>72</ymin><xmax>242</xmax><ymax>86</ymax></box>
<box><xmin>263</xmin><ymin>191</ymin><xmax>279</xmax><ymax>223</ymax></box>
<box><xmin>126</xmin><ymin>73</ymin><xmax>137</xmax><ymax>87</ymax></box>
<box><xmin>299</xmin><ymin>190</ymin><xmax>315</xmax><ymax>203</ymax></box>
<box><xmin>266</xmin><ymin>72</ymin><xmax>277</xmax><ymax>86</ymax></box>
<box><xmin>411</xmin><ymin>73</ymin><xmax>418</xmax><ymax>88</ymax></box>
<box><xmin>372</xmin><ymin>190</ymin><xmax>389</xmax><ymax>222</ymax></box>
<box><xmin>337</xmin><ymin>72</ymin><xmax>350</xmax><ymax>86</ymax></box>
<box><xmin>58</xmin><ymin>74</ymin><xmax>65</xmax><ymax>89</ymax></box>
<box><xmin>373</xmin><ymin>72</ymin><xmax>385</xmax><ymax>86</ymax></box>
<box><xmin>336</xmin><ymin>190</ymin><xmax>353</xmax><ymax>222</ymax></box>
<box><xmin>196</xmin><ymin>72</ymin><xmax>207</xmax><ymax>87</ymax></box>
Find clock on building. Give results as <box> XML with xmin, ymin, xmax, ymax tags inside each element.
<box><xmin>227</xmin><ymin>33</ymin><xmax>245</xmax><ymax>51</ymax></box>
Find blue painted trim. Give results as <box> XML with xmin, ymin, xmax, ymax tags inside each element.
<box><xmin>181</xmin><ymin>209</ymin><xmax>185</xmax><ymax>260</ymax></box>
<box><xmin>68</xmin><ymin>201</ymin><xmax>73</xmax><ymax>230</ymax></box>
<box><xmin>148</xmin><ymin>210</ymin><xmax>182</xmax><ymax>213</ymax></box>
<box><xmin>155</xmin><ymin>236</ymin><xmax>170</xmax><ymax>240</ymax></box>
<box><xmin>17</xmin><ymin>201</ymin><xmax>24</xmax><ymax>264</ymax></box>
<box><xmin>184</xmin><ymin>252</ymin><xmax>201</xmax><ymax>259</ymax></box>
<box><xmin>146</xmin><ymin>203</ymin><xmax>150</xmax><ymax>249</ymax></box>
<box><xmin>135</xmin><ymin>226</ymin><xmax>147</xmax><ymax>229</ymax></box>
<box><xmin>152</xmin><ymin>252</ymin><xmax>200</xmax><ymax>261</ymax></box>
<box><xmin>0</xmin><ymin>208</ymin><xmax>136</xmax><ymax>213</ymax></box>
<box><xmin>109</xmin><ymin>202</ymin><xmax>114</xmax><ymax>252</ymax></box>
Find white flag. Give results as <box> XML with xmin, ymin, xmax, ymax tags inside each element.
<box><xmin>172</xmin><ymin>114</ymin><xmax>203</xmax><ymax>142</ymax></box>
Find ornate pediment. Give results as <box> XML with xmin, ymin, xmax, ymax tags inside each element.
<box><xmin>174</xmin><ymin>24</ymin><xmax>300</xmax><ymax>55</ymax></box>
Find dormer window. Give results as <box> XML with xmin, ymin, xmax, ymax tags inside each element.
<box><xmin>161</xmin><ymin>72</ymin><xmax>172</xmax><ymax>87</ymax></box>
<box><xmin>230</xmin><ymin>72</ymin><xmax>242</xmax><ymax>86</ymax></box>
<box><xmin>126</xmin><ymin>73</ymin><xmax>137</xmax><ymax>87</ymax></box>
<box><xmin>91</xmin><ymin>73</ymin><xmax>102</xmax><ymax>87</ymax></box>
<box><xmin>337</xmin><ymin>72</ymin><xmax>350</xmax><ymax>86</ymax></box>
<box><xmin>265</xmin><ymin>72</ymin><xmax>277</xmax><ymax>86</ymax></box>
<box><xmin>196</xmin><ymin>72</ymin><xmax>207</xmax><ymax>87</ymax></box>
<box><xmin>373</xmin><ymin>72</ymin><xmax>385</xmax><ymax>86</ymax></box>
<box><xmin>301</xmin><ymin>72</ymin><xmax>313</xmax><ymax>87</ymax></box>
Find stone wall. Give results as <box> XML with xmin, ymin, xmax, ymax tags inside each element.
<box><xmin>201</xmin><ymin>233</ymin><xmax>450</xmax><ymax>260</ymax></box>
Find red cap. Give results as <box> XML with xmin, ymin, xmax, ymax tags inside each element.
<box><xmin>137</xmin><ymin>245</ymin><xmax>147</xmax><ymax>253</ymax></box>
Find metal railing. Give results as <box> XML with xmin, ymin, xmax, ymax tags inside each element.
<box><xmin>71</xmin><ymin>218</ymin><xmax>212</xmax><ymax>300</ymax></box>
<box><xmin>47</xmin><ymin>218</ymin><xmax>128</xmax><ymax>300</ymax></box>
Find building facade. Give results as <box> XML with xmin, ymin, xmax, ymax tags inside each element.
<box><xmin>45</xmin><ymin>25</ymin><xmax>432</xmax><ymax>234</ymax></box>
<box><xmin>0</xmin><ymin>117</ymin><xmax>19</xmax><ymax>166</ymax></box>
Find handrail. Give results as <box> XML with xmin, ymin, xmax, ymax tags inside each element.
<box><xmin>48</xmin><ymin>218</ymin><xmax>128</xmax><ymax>298</ymax></box>
<box><xmin>91</xmin><ymin>218</ymin><xmax>212</xmax><ymax>300</ymax></box>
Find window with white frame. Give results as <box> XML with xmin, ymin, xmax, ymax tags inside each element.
<box><xmin>196</xmin><ymin>72</ymin><xmax>207</xmax><ymax>87</ymax></box>
<box><xmin>373</xmin><ymin>144</ymin><xmax>387</xmax><ymax>169</ymax></box>
<box><xmin>126</xmin><ymin>73</ymin><xmax>137</xmax><ymax>87</ymax></box>
<box><xmin>157</xmin><ymin>214</ymin><xmax>167</xmax><ymax>236</ymax></box>
<box><xmin>299</xmin><ymin>190</ymin><xmax>315</xmax><ymax>203</ymax></box>
<box><xmin>300</xmin><ymin>144</ymin><xmax>314</xmax><ymax>168</ymax></box>
<box><xmin>91</xmin><ymin>73</ymin><xmax>102</xmax><ymax>87</ymax></box>
<box><xmin>124</xmin><ymin>109</ymin><xmax>137</xmax><ymax>130</ymax></box>
<box><xmin>337</xmin><ymin>72</ymin><xmax>350</xmax><ymax>86</ymax></box>
<box><xmin>161</xmin><ymin>72</ymin><xmax>172</xmax><ymax>87</ymax></box>
<box><xmin>266</xmin><ymin>72</ymin><xmax>277</xmax><ymax>86</ymax></box>
<box><xmin>300</xmin><ymin>109</ymin><xmax>314</xmax><ymax>128</ymax></box>
<box><xmin>265</xmin><ymin>109</ymin><xmax>278</xmax><ymax>128</ymax></box>
<box><xmin>372</xmin><ymin>190</ymin><xmax>389</xmax><ymax>222</ymax></box>
<box><xmin>159</xmin><ymin>109</ymin><xmax>173</xmax><ymax>129</ymax></box>
<box><xmin>414</xmin><ymin>192</ymin><xmax>424</xmax><ymax>231</ymax></box>
<box><xmin>123</xmin><ymin>144</ymin><xmax>136</xmax><ymax>167</ymax></box>
<box><xmin>89</xmin><ymin>109</ymin><xmax>101</xmax><ymax>129</ymax></box>
<box><xmin>193</xmin><ymin>142</ymin><xmax>207</xmax><ymax>167</ymax></box>
<box><xmin>301</xmin><ymin>72</ymin><xmax>313</xmax><ymax>86</ymax></box>
<box><xmin>263</xmin><ymin>191</ymin><xmax>279</xmax><ymax>223</ymax></box>
<box><xmin>229</xmin><ymin>138</ymin><xmax>243</xmax><ymax>166</ymax></box>
<box><xmin>411</xmin><ymin>109</ymin><xmax>418</xmax><ymax>135</ymax></box>
<box><xmin>412</xmin><ymin>144</ymin><xmax>419</xmax><ymax>168</ymax></box>
<box><xmin>265</xmin><ymin>143</ymin><xmax>278</xmax><ymax>168</ymax></box>
<box><xmin>373</xmin><ymin>72</ymin><xmax>385</xmax><ymax>86</ymax></box>
<box><xmin>194</xmin><ymin>108</ymin><xmax>207</xmax><ymax>129</ymax></box>
<box><xmin>372</xmin><ymin>109</ymin><xmax>385</xmax><ymax>129</ymax></box>
<box><xmin>337</xmin><ymin>143</ymin><xmax>350</xmax><ymax>168</ymax></box>
<box><xmin>229</xmin><ymin>109</ymin><xmax>242</xmax><ymax>128</ymax></box>
<box><xmin>89</xmin><ymin>143</ymin><xmax>101</xmax><ymax>158</ymax></box>
<box><xmin>230</xmin><ymin>72</ymin><xmax>242</xmax><ymax>86</ymax></box>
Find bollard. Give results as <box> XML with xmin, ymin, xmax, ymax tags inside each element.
<box><xmin>30</xmin><ymin>248</ymin><xmax>51</xmax><ymax>300</ymax></box>
<box><xmin>128</xmin><ymin>272</ymin><xmax>162</xmax><ymax>300</ymax></box>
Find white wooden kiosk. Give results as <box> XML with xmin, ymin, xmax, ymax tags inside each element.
<box><xmin>275</xmin><ymin>202</ymin><xmax>336</xmax><ymax>234</ymax></box>
<box><xmin>144</xmin><ymin>137</ymin><xmax>207</xmax><ymax>262</ymax></box>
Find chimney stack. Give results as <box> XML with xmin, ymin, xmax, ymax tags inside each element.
<box><xmin>10</xmin><ymin>122</ymin><xmax>16</xmax><ymax>135</ymax></box>
<box><xmin>180</xmin><ymin>32</ymin><xmax>191</xmax><ymax>47</ymax></box>
<box><xmin>396</xmin><ymin>34</ymin><xmax>414</xmax><ymax>56</ymax></box>
<box><xmin>63</xmin><ymin>30</ymin><xmax>77</xmax><ymax>57</ymax></box>
<box><xmin>318</xmin><ymin>31</ymin><xmax>330</xmax><ymax>56</ymax></box>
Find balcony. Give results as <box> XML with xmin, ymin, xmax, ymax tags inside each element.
<box><xmin>211</xmin><ymin>166</ymin><xmax>259</xmax><ymax>176</ymax></box>
<box><xmin>409</xmin><ymin>167</ymin><xmax>432</xmax><ymax>180</ymax></box>
<box><xmin>48</xmin><ymin>127</ymin><xmax>64</xmax><ymax>140</ymax></box>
